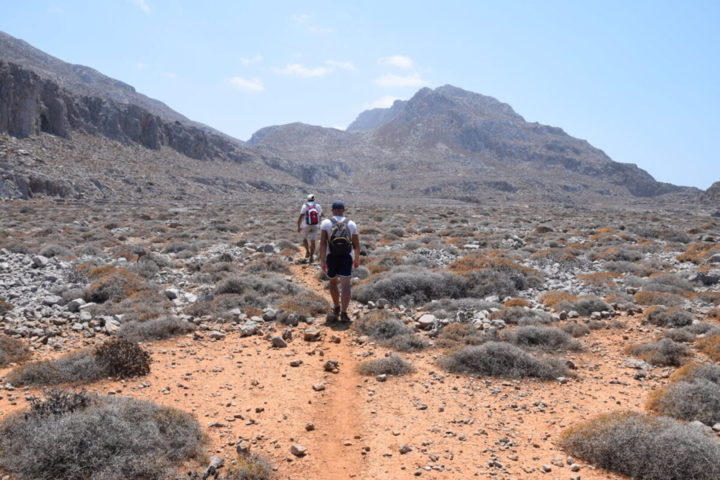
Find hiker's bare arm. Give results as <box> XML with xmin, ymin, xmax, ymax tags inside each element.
<box><xmin>297</xmin><ymin>214</ymin><xmax>304</xmax><ymax>232</ymax></box>
<box><xmin>319</xmin><ymin>230</ymin><xmax>329</xmax><ymax>272</ymax></box>
<box><xmin>352</xmin><ymin>234</ymin><xmax>360</xmax><ymax>268</ymax></box>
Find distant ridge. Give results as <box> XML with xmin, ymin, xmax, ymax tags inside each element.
<box><xmin>0</xmin><ymin>31</ymin><xmax>701</xmax><ymax>204</ymax></box>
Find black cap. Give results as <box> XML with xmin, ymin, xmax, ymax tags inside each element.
<box><xmin>331</xmin><ymin>200</ymin><xmax>345</xmax><ymax>210</ymax></box>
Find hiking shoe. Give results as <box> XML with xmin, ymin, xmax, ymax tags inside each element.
<box><xmin>339</xmin><ymin>312</ymin><xmax>351</xmax><ymax>323</ymax></box>
<box><xmin>332</xmin><ymin>305</ymin><xmax>341</xmax><ymax>315</ymax></box>
<box><xmin>304</xmin><ymin>251</ymin><xmax>310</xmax><ymax>258</ymax></box>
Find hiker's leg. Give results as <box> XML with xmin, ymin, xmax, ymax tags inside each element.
<box><xmin>309</xmin><ymin>240</ymin><xmax>316</xmax><ymax>261</ymax></box>
<box><xmin>339</xmin><ymin>276</ymin><xmax>351</xmax><ymax>312</ymax></box>
<box><xmin>302</xmin><ymin>238</ymin><xmax>309</xmax><ymax>257</ymax></box>
<box><xmin>328</xmin><ymin>277</ymin><xmax>340</xmax><ymax>307</ymax></box>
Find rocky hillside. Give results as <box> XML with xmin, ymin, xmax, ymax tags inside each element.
<box><xmin>0</xmin><ymin>31</ymin><xmax>702</xmax><ymax>205</ymax></box>
<box><xmin>252</xmin><ymin>85</ymin><xmax>698</xmax><ymax>203</ymax></box>
<box><xmin>700</xmin><ymin>182</ymin><xmax>720</xmax><ymax>204</ymax></box>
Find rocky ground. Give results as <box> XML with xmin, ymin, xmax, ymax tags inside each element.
<box><xmin>1</xmin><ymin>199</ymin><xmax>719</xmax><ymax>479</ymax></box>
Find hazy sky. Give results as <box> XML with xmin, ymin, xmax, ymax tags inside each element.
<box><xmin>2</xmin><ymin>0</ymin><xmax>718</xmax><ymax>189</ymax></box>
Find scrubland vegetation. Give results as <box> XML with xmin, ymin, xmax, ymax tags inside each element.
<box><xmin>1</xmin><ymin>200</ymin><xmax>719</xmax><ymax>478</ymax></box>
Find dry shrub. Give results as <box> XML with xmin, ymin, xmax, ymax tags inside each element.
<box><xmin>119</xmin><ymin>317</ymin><xmax>195</xmax><ymax>342</ymax></box>
<box><xmin>0</xmin><ymin>299</ymin><xmax>13</xmax><ymax>315</ymax></box>
<box><xmin>561</xmin><ymin>322</ymin><xmax>591</xmax><ymax>337</ymax></box>
<box><xmin>355</xmin><ymin>313</ymin><xmax>429</xmax><ymax>352</ymax></box>
<box><xmin>540</xmin><ymin>290</ymin><xmax>578</xmax><ymax>309</ymax></box>
<box><xmin>0</xmin><ymin>335</ymin><xmax>31</xmax><ymax>367</ymax></box>
<box><xmin>490</xmin><ymin>307</ymin><xmax>553</xmax><ymax>326</ymax></box>
<box><xmin>99</xmin><ymin>290</ymin><xmax>172</xmax><ymax>323</ymax></box>
<box><xmin>354</xmin><ymin>268</ymin><xmax>467</xmax><ymax>305</ymax></box>
<box><xmin>707</xmin><ymin>307</ymin><xmax>720</xmax><ymax>320</ymax></box>
<box><xmin>696</xmin><ymin>291</ymin><xmax>720</xmax><ymax>305</ymax></box>
<box><xmin>225</xmin><ymin>453</ymin><xmax>273</xmax><ymax>480</ymax></box>
<box><xmin>85</xmin><ymin>266</ymin><xmax>144</xmax><ymax>304</ymax></box>
<box><xmin>577</xmin><ymin>272</ymin><xmax>622</xmax><ymax>289</ymax></box>
<box><xmin>0</xmin><ymin>391</ymin><xmax>203</xmax><ymax>480</ymax></box>
<box><xmin>634</xmin><ymin>291</ymin><xmax>686</xmax><ymax>307</ymax></box>
<box><xmin>643</xmin><ymin>306</ymin><xmax>694</xmax><ymax>328</ymax></box>
<box><xmin>627</xmin><ymin>338</ymin><xmax>690</xmax><ymax>367</ymax></box>
<box><xmin>358</xmin><ymin>354</ymin><xmax>415</xmax><ymax>376</ymax></box>
<box><xmin>556</xmin><ymin>296</ymin><xmax>611</xmax><ymax>316</ymax></box>
<box><xmin>278</xmin><ymin>292</ymin><xmax>330</xmax><ymax>317</ymax></box>
<box><xmin>676</xmin><ymin>243</ymin><xmax>720</xmax><ymax>264</ymax></box>
<box><xmin>6</xmin><ymin>339</ymin><xmax>151</xmax><ymax>386</ymax></box>
<box><xmin>559</xmin><ymin>411</ymin><xmax>720</xmax><ymax>480</ymax></box>
<box><xmin>448</xmin><ymin>253</ymin><xmax>536</xmax><ymax>275</ymax></box>
<box><xmin>696</xmin><ymin>334</ymin><xmax>720</xmax><ymax>361</ymax></box>
<box><xmin>436</xmin><ymin>323</ymin><xmax>488</xmax><ymax>348</ymax></box>
<box><xmin>503</xmin><ymin>326</ymin><xmax>581</xmax><ymax>352</ymax></box>
<box><xmin>503</xmin><ymin>298</ymin><xmax>529</xmax><ymax>308</ymax></box>
<box><xmin>439</xmin><ymin>342</ymin><xmax>567</xmax><ymax>380</ymax></box>
<box><xmin>647</xmin><ymin>364</ymin><xmax>720</xmax><ymax>425</ymax></box>
<box><xmin>591</xmin><ymin>247</ymin><xmax>643</xmax><ymax>262</ymax></box>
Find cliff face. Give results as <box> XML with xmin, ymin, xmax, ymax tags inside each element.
<box><xmin>0</xmin><ymin>61</ymin><xmax>255</xmax><ymax>163</ymax></box>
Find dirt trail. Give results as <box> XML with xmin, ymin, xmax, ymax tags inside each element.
<box><xmin>287</xmin><ymin>259</ymin><xmax>367</xmax><ymax>479</ymax></box>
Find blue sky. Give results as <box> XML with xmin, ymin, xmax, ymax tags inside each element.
<box><xmin>2</xmin><ymin>0</ymin><xmax>718</xmax><ymax>189</ymax></box>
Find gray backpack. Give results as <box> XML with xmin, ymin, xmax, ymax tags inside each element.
<box><xmin>328</xmin><ymin>218</ymin><xmax>352</xmax><ymax>256</ymax></box>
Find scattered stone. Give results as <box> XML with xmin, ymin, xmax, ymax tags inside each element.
<box><xmin>417</xmin><ymin>314</ymin><xmax>436</xmax><ymax>330</ymax></box>
<box><xmin>209</xmin><ymin>330</ymin><xmax>225</xmax><ymax>340</ymax></box>
<box><xmin>32</xmin><ymin>255</ymin><xmax>49</xmax><ymax>268</ymax></box>
<box><xmin>312</xmin><ymin>382</ymin><xmax>326</xmax><ymax>392</ymax></box>
<box><xmin>303</xmin><ymin>328</ymin><xmax>322</xmax><ymax>341</ymax></box>
<box><xmin>324</xmin><ymin>360</ymin><xmax>339</xmax><ymax>373</ymax></box>
<box><xmin>270</xmin><ymin>336</ymin><xmax>287</xmax><ymax>348</ymax></box>
<box><xmin>290</xmin><ymin>444</ymin><xmax>307</xmax><ymax>457</ymax></box>
<box><xmin>399</xmin><ymin>444</ymin><xmax>413</xmax><ymax>454</ymax></box>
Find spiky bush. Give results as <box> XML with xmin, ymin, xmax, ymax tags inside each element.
<box><xmin>224</xmin><ymin>453</ymin><xmax>273</xmax><ymax>480</ymax></box>
<box><xmin>119</xmin><ymin>316</ymin><xmax>195</xmax><ymax>342</ymax></box>
<box><xmin>6</xmin><ymin>339</ymin><xmax>151</xmax><ymax>386</ymax></box>
<box><xmin>696</xmin><ymin>334</ymin><xmax>720</xmax><ymax>361</ymax></box>
<box><xmin>561</xmin><ymin>322</ymin><xmax>591</xmax><ymax>337</ymax></box>
<box><xmin>356</xmin><ymin>314</ymin><xmax>411</xmax><ymax>340</ymax></box>
<box><xmin>644</xmin><ymin>307</ymin><xmax>694</xmax><ymax>327</ymax></box>
<box><xmin>491</xmin><ymin>307</ymin><xmax>553</xmax><ymax>326</ymax></box>
<box><xmin>95</xmin><ymin>339</ymin><xmax>151</xmax><ymax>378</ymax></box>
<box><xmin>648</xmin><ymin>364</ymin><xmax>720</xmax><ymax>425</ymax></box>
<box><xmin>438</xmin><ymin>342</ymin><xmax>567</xmax><ymax>380</ymax></box>
<box><xmin>358</xmin><ymin>354</ymin><xmax>415</xmax><ymax>376</ymax></box>
<box><xmin>503</xmin><ymin>326</ymin><xmax>581</xmax><ymax>352</ymax></box>
<box><xmin>556</xmin><ymin>296</ymin><xmax>611</xmax><ymax>316</ymax></box>
<box><xmin>0</xmin><ymin>391</ymin><xmax>204</xmax><ymax>480</ymax></box>
<box><xmin>560</xmin><ymin>412</ymin><xmax>720</xmax><ymax>480</ymax></box>
<box><xmin>353</xmin><ymin>268</ymin><xmax>467</xmax><ymax>305</ymax></box>
<box><xmin>627</xmin><ymin>338</ymin><xmax>690</xmax><ymax>367</ymax></box>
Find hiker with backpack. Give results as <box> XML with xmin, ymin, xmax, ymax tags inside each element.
<box><xmin>319</xmin><ymin>200</ymin><xmax>360</xmax><ymax>323</ymax></box>
<box><xmin>297</xmin><ymin>194</ymin><xmax>323</xmax><ymax>263</ymax></box>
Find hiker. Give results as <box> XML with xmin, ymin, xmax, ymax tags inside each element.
<box><xmin>319</xmin><ymin>200</ymin><xmax>360</xmax><ymax>323</ymax></box>
<box><xmin>297</xmin><ymin>194</ymin><xmax>323</xmax><ymax>262</ymax></box>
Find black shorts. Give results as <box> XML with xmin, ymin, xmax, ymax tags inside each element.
<box><xmin>326</xmin><ymin>254</ymin><xmax>353</xmax><ymax>278</ymax></box>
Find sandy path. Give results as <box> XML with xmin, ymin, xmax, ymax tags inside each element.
<box><xmin>286</xmin><ymin>260</ymin><xmax>367</xmax><ymax>479</ymax></box>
